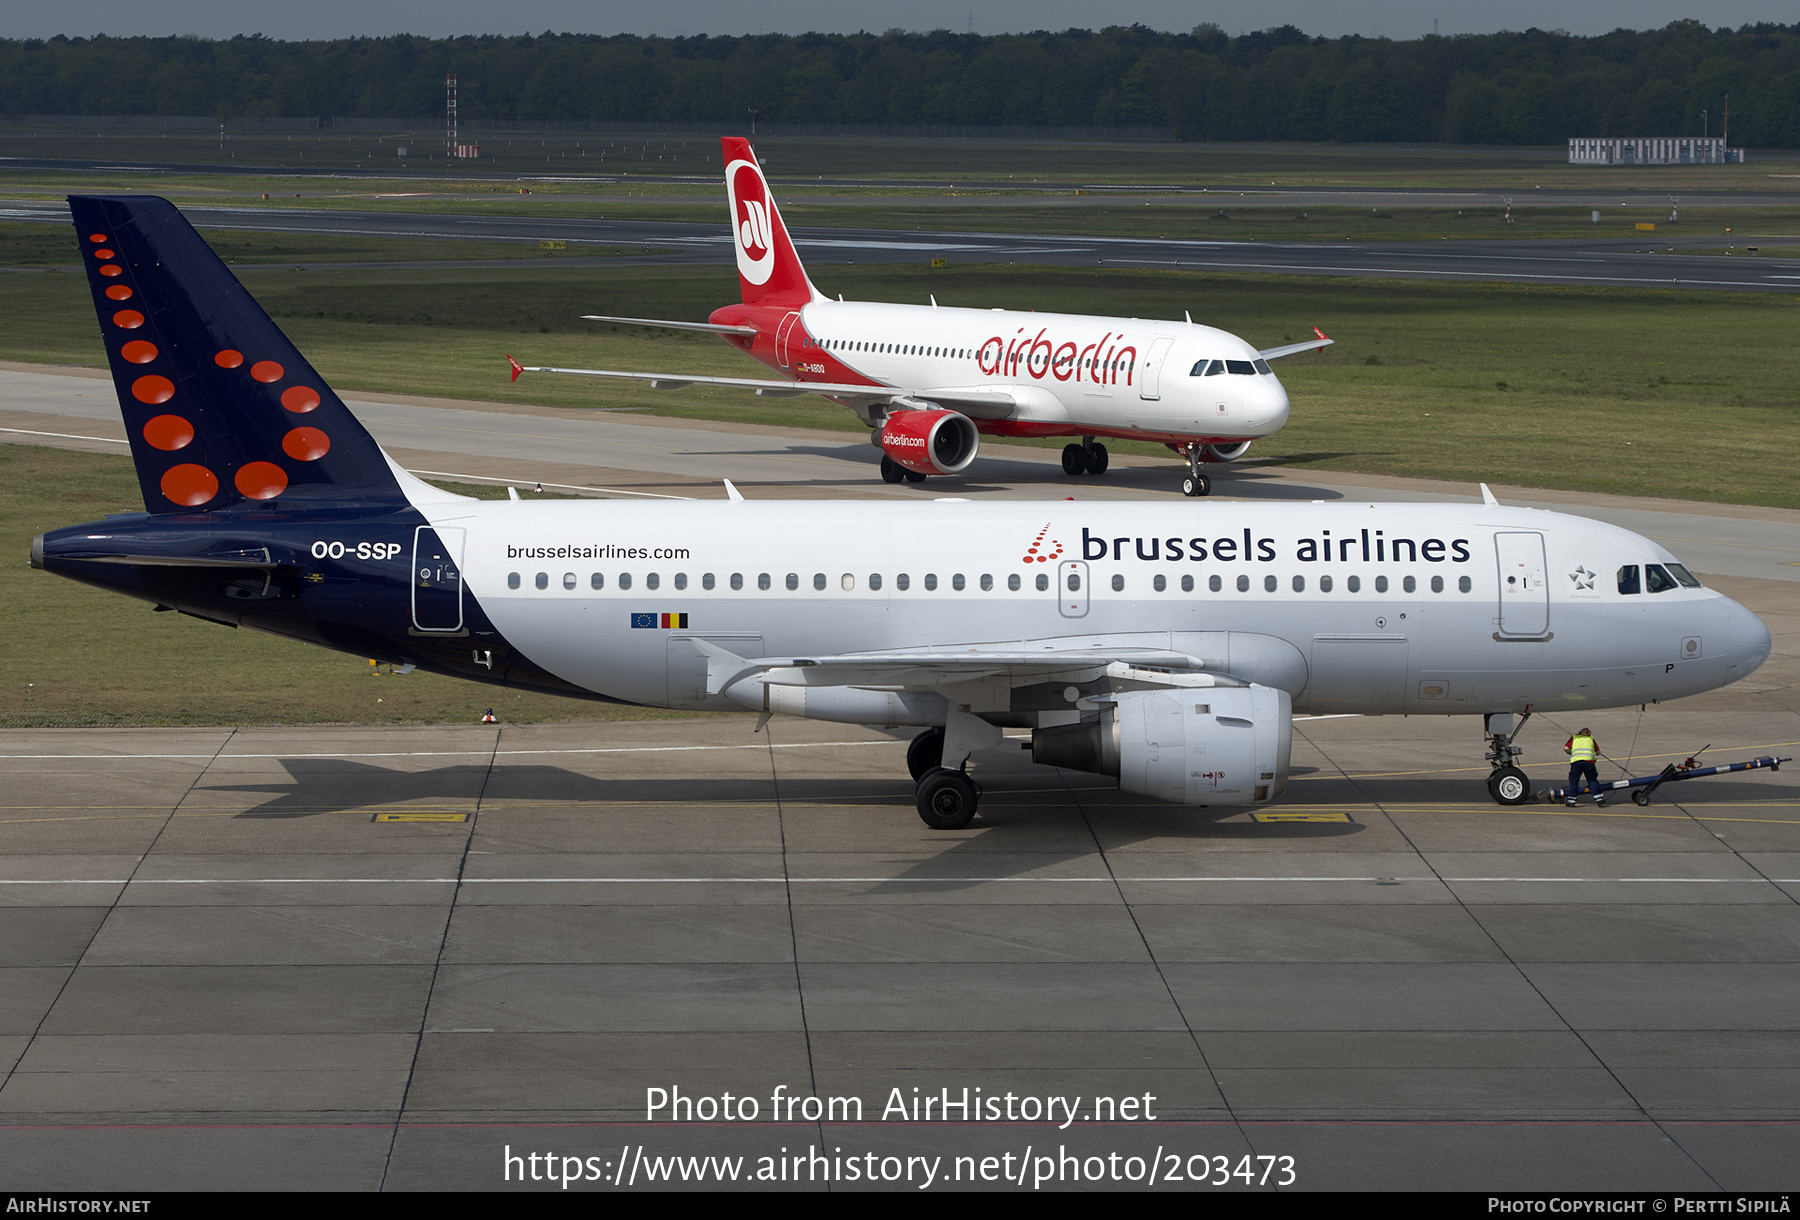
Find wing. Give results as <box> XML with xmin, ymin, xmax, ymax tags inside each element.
<box><xmin>578</xmin><ymin>314</ymin><xmax>759</xmax><ymax>337</ymax></box>
<box><xmin>1259</xmin><ymin>327</ymin><xmax>1334</xmax><ymax>361</ymax></box>
<box><xmin>515</xmin><ymin>360</ymin><xmax>1019</xmax><ymax>416</ymax></box>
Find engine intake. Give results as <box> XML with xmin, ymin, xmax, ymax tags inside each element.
<box><xmin>1203</xmin><ymin>441</ymin><xmax>1253</xmax><ymax>462</ymax></box>
<box><xmin>880</xmin><ymin>408</ymin><xmax>979</xmax><ymax>475</ymax></box>
<box><xmin>1032</xmin><ymin>684</ymin><xmax>1291</xmax><ymax>806</ymax></box>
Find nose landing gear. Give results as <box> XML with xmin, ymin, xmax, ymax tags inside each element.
<box><xmin>1483</xmin><ymin>711</ymin><xmax>1533</xmax><ymax>805</ymax></box>
<box><xmin>1181</xmin><ymin>442</ymin><xmax>1212</xmax><ymax>497</ymax></box>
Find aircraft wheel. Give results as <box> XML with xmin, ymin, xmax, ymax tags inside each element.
<box><xmin>1061</xmin><ymin>443</ymin><xmax>1088</xmax><ymax>476</ymax></box>
<box><xmin>880</xmin><ymin>455</ymin><xmax>905</xmax><ymax>484</ymax></box>
<box><xmin>1182</xmin><ymin>473</ymin><xmax>1211</xmax><ymax>497</ymax></box>
<box><xmin>1632</xmin><ymin>789</ymin><xmax>1651</xmax><ymax>807</ymax></box>
<box><xmin>916</xmin><ymin>768</ymin><xmax>979</xmax><ymax>829</ymax></box>
<box><xmin>1486</xmin><ymin>766</ymin><xmax>1531</xmax><ymax>805</ymax></box>
<box><xmin>907</xmin><ymin>726</ymin><xmax>945</xmax><ymax>782</ymax></box>
<box><xmin>1088</xmin><ymin>444</ymin><xmax>1109</xmax><ymax>475</ymax></box>
<box><xmin>903</xmin><ymin>469</ymin><xmax>927</xmax><ymax>484</ymax></box>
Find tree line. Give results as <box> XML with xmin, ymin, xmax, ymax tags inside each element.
<box><xmin>2</xmin><ymin>20</ymin><xmax>1796</xmax><ymax>147</ymax></box>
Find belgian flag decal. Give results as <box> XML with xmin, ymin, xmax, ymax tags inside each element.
<box><xmin>630</xmin><ymin>612</ymin><xmax>689</xmax><ymax>629</ymax></box>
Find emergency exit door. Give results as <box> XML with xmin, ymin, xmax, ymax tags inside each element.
<box><xmin>1494</xmin><ymin>531</ymin><xmax>1549</xmax><ymax>637</ymax></box>
<box><xmin>1057</xmin><ymin>560</ymin><xmax>1089</xmax><ymax>618</ymax></box>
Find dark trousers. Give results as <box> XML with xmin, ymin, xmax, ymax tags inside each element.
<box><xmin>1568</xmin><ymin>760</ymin><xmax>1598</xmax><ymax>793</ymax></box>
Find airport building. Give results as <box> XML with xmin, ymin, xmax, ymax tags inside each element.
<box><xmin>1568</xmin><ymin>136</ymin><xmax>1745</xmax><ymax>165</ymax></box>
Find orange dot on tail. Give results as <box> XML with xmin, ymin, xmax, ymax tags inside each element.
<box><xmin>112</xmin><ymin>310</ymin><xmax>145</xmax><ymax>329</ymax></box>
<box><xmin>160</xmin><ymin>463</ymin><xmax>217</xmax><ymax>507</ymax></box>
<box><xmin>131</xmin><ymin>375</ymin><xmax>174</xmax><ymax>404</ymax></box>
<box><xmin>89</xmin><ymin>233</ymin><xmax>107</xmax><ymax>243</ymax></box>
<box><xmin>250</xmin><ymin>360</ymin><xmax>284</xmax><ymax>383</ymax></box>
<box><xmin>143</xmin><ymin>415</ymin><xmax>193</xmax><ymax>451</ymax></box>
<box><xmin>234</xmin><ymin>461</ymin><xmax>287</xmax><ymax>499</ymax></box>
<box><xmin>214</xmin><ymin>349</ymin><xmax>243</xmax><ymax>369</ymax></box>
<box><xmin>280</xmin><ymin>386</ymin><xmax>320</xmax><ymax>413</ymax></box>
<box><xmin>121</xmin><ymin>340</ymin><xmax>158</xmax><ymax>364</ymax></box>
<box><xmin>99</xmin><ymin>264</ymin><xmax>122</xmax><ymax>277</ymax></box>
<box><xmin>94</xmin><ymin>249</ymin><xmax>115</xmax><ymax>260</ymax></box>
<box><xmin>282</xmin><ymin>427</ymin><xmax>330</xmax><ymax>461</ymax></box>
<box><xmin>105</xmin><ymin>285</ymin><xmax>133</xmax><ymax>301</ymax></box>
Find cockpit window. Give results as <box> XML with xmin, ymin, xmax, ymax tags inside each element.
<box><xmin>1645</xmin><ymin>563</ymin><xmax>1679</xmax><ymax>593</ymax></box>
<box><xmin>1253</xmin><ymin>359</ymin><xmax>1272</xmax><ymax>374</ymax></box>
<box><xmin>1226</xmin><ymin>359</ymin><xmax>1256</xmax><ymax>375</ymax></box>
<box><xmin>1665</xmin><ymin>563</ymin><xmax>1702</xmax><ymax>588</ymax></box>
<box><xmin>1191</xmin><ymin>359</ymin><xmax>1225</xmax><ymax>376</ymax></box>
<box><xmin>1617</xmin><ymin>565</ymin><xmax>1640</xmax><ymax>595</ymax></box>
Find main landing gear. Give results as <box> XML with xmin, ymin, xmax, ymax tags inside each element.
<box><xmin>1483</xmin><ymin>711</ymin><xmax>1533</xmax><ymax>805</ymax></box>
<box><xmin>907</xmin><ymin>724</ymin><xmax>984</xmax><ymax>829</ymax></box>
<box><xmin>880</xmin><ymin>455</ymin><xmax>927</xmax><ymax>485</ymax></box>
<box><xmin>1181</xmin><ymin>441</ymin><xmax>1212</xmax><ymax>498</ymax></box>
<box><xmin>1061</xmin><ymin>437</ymin><xmax>1109</xmax><ymax>478</ymax></box>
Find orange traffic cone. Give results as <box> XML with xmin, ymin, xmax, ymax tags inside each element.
<box><xmin>481</xmin><ymin>709</ymin><xmax>497</xmax><ymax>723</ymax></box>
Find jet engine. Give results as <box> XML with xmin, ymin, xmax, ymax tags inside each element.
<box><xmin>879</xmin><ymin>408</ymin><xmax>980</xmax><ymax>476</ymax></box>
<box><xmin>1203</xmin><ymin>441</ymin><xmax>1253</xmax><ymax>462</ymax></box>
<box><xmin>1031</xmin><ymin>684</ymin><xmax>1292</xmax><ymax>806</ymax></box>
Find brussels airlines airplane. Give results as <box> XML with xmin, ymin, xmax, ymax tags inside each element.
<box><xmin>512</xmin><ymin>136</ymin><xmax>1331</xmax><ymax>497</ymax></box>
<box><xmin>33</xmin><ymin>195</ymin><xmax>1770</xmax><ymax>829</ymax></box>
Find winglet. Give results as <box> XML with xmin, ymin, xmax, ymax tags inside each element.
<box><xmin>1480</xmin><ymin>483</ymin><xmax>1499</xmax><ymax>506</ymax></box>
<box><xmin>507</xmin><ymin>355</ymin><xmax>524</xmax><ymax>383</ymax></box>
<box><xmin>1313</xmin><ymin>326</ymin><xmax>1330</xmax><ymax>342</ymax></box>
<box><xmin>723</xmin><ymin>479</ymin><xmax>745</xmax><ymax>502</ymax></box>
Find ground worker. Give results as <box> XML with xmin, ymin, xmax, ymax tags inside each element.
<box><xmin>1564</xmin><ymin>727</ymin><xmax>1604</xmax><ymax>806</ymax></box>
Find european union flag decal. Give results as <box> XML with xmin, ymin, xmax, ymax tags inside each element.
<box><xmin>630</xmin><ymin>612</ymin><xmax>656</xmax><ymax>629</ymax></box>
<box><xmin>630</xmin><ymin>612</ymin><xmax>688</xmax><ymax>628</ymax></box>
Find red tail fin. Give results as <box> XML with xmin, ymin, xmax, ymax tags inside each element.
<box><xmin>721</xmin><ymin>137</ymin><xmax>813</xmax><ymax>307</ymax></box>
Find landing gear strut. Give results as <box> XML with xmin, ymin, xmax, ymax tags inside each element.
<box><xmin>1061</xmin><ymin>438</ymin><xmax>1108</xmax><ymax>477</ymax></box>
<box><xmin>1181</xmin><ymin>442</ymin><xmax>1211</xmax><ymax>498</ymax></box>
<box><xmin>1483</xmin><ymin>711</ymin><xmax>1532</xmax><ymax>805</ymax></box>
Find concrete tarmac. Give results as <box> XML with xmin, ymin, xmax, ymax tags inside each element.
<box><xmin>3</xmin><ymin>364</ymin><xmax>1798</xmax><ymax>1191</ymax></box>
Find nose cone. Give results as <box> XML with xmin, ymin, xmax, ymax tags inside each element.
<box><xmin>1724</xmin><ymin>598</ymin><xmax>1772</xmax><ymax>683</ymax></box>
<box><xmin>1257</xmin><ymin>377</ymin><xmax>1291</xmax><ymax>435</ymax></box>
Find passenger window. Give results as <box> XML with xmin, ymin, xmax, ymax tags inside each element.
<box><xmin>1035</xmin><ymin>573</ymin><xmax>1048</xmax><ymax>591</ymax></box>
<box><xmin>508</xmin><ymin>572</ymin><xmax>520</xmax><ymax>589</ymax></box>
<box><xmin>1431</xmin><ymin>575</ymin><xmax>1443</xmax><ymax>593</ymax></box>
<box><xmin>841</xmin><ymin>574</ymin><xmax>855</xmax><ymax>591</ymax></box>
<box><xmin>1348</xmin><ymin>575</ymin><xmax>1361</xmax><ymax>593</ymax></box>
<box><xmin>619</xmin><ymin>573</ymin><xmax>633</xmax><ymax>590</ymax></box>
<box><xmin>1617</xmin><ymin>565</ymin><xmax>1641</xmax><ymax>595</ymax></box>
<box><xmin>1112</xmin><ymin>574</ymin><xmax>1125</xmax><ymax>592</ymax></box>
<box><xmin>1646</xmin><ymin>564</ymin><xmax>1678</xmax><ymax>593</ymax></box>
<box><xmin>1209</xmin><ymin>575</ymin><xmax>1222</xmax><ymax>592</ymax></box>
<box><xmin>646</xmin><ymin>573</ymin><xmax>659</xmax><ymax>590</ymax></box>
<box><xmin>1375</xmin><ymin>575</ymin><xmax>1389</xmax><ymax>593</ymax></box>
<box><xmin>813</xmin><ymin>573</ymin><xmax>826</xmax><ymax>591</ymax></box>
<box><xmin>1236</xmin><ymin>575</ymin><xmax>1249</xmax><ymax>592</ymax></box>
<box><xmin>1181</xmin><ymin>575</ymin><xmax>1193</xmax><ymax>592</ymax></box>
<box><xmin>757</xmin><ymin>573</ymin><xmax>770</xmax><ymax>590</ymax></box>
<box><xmin>1459</xmin><ymin>575</ymin><xmax>1472</xmax><ymax>593</ymax></box>
<box><xmin>1153</xmin><ymin>574</ymin><xmax>1166</xmax><ymax>592</ymax></box>
<box><xmin>952</xmin><ymin>573</ymin><xmax>966</xmax><ymax>591</ymax></box>
<box><xmin>731</xmin><ymin>573</ymin><xmax>743</xmax><ymax>590</ymax></box>
<box><xmin>1292</xmin><ymin>575</ymin><xmax>1305</xmax><ymax>592</ymax></box>
<box><xmin>924</xmin><ymin>573</ymin><xmax>938</xmax><ymax>591</ymax></box>
<box><xmin>702</xmin><ymin>573</ymin><xmax>715</xmax><ymax>590</ymax></box>
<box><xmin>562</xmin><ymin>572</ymin><xmax>576</xmax><ymax>590</ymax></box>
<box><xmin>591</xmin><ymin>573</ymin><xmax>604</xmax><ymax>590</ymax></box>
<box><xmin>535</xmin><ymin>572</ymin><xmax>548</xmax><ymax>590</ymax></box>
<box><xmin>673</xmin><ymin>573</ymin><xmax>686</xmax><ymax>590</ymax></box>
<box><xmin>1403</xmin><ymin>575</ymin><xmax>1416</xmax><ymax>593</ymax></box>
<box><xmin>1007</xmin><ymin>574</ymin><xmax>1020</xmax><ymax>591</ymax></box>
<box><xmin>786</xmin><ymin>573</ymin><xmax>799</xmax><ymax>591</ymax></box>
<box><xmin>869</xmin><ymin>573</ymin><xmax>882</xmax><ymax>591</ymax></box>
<box><xmin>1264</xmin><ymin>575</ymin><xmax>1277</xmax><ymax>592</ymax></box>
<box><xmin>980</xmin><ymin>574</ymin><xmax>993</xmax><ymax>591</ymax></box>
<box><xmin>1319</xmin><ymin>574</ymin><xmax>1333</xmax><ymax>593</ymax></box>
<box><xmin>896</xmin><ymin>573</ymin><xmax>910</xmax><ymax>591</ymax></box>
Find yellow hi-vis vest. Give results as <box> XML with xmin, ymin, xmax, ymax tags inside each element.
<box><xmin>1570</xmin><ymin>734</ymin><xmax>1597</xmax><ymax>762</ymax></box>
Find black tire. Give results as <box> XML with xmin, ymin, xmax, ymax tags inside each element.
<box><xmin>907</xmin><ymin>727</ymin><xmax>945</xmax><ymax>782</ymax></box>
<box><xmin>1487</xmin><ymin>766</ymin><xmax>1531</xmax><ymax>805</ymax></box>
<box><xmin>1632</xmin><ymin>789</ymin><xmax>1650</xmax><ymax>806</ymax></box>
<box><xmin>880</xmin><ymin>455</ymin><xmax>905</xmax><ymax>484</ymax></box>
<box><xmin>916</xmin><ymin>768</ymin><xmax>978</xmax><ymax>829</ymax></box>
<box><xmin>1088</xmin><ymin>443</ymin><xmax>1109</xmax><ymax>475</ymax></box>
<box><xmin>1182</xmin><ymin>473</ymin><xmax>1211</xmax><ymax>497</ymax></box>
<box><xmin>1061</xmin><ymin>443</ymin><xmax>1088</xmax><ymax>476</ymax></box>
<box><xmin>903</xmin><ymin>469</ymin><xmax>927</xmax><ymax>484</ymax></box>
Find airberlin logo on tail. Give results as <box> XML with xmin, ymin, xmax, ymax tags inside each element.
<box><xmin>727</xmin><ymin>161</ymin><xmax>776</xmax><ymax>285</ymax></box>
<box><xmin>1021</xmin><ymin>524</ymin><xmax>1064</xmax><ymax>565</ymax></box>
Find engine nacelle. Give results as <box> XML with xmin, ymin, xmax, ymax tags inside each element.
<box><xmin>1203</xmin><ymin>441</ymin><xmax>1253</xmax><ymax>462</ymax></box>
<box><xmin>1032</xmin><ymin>685</ymin><xmax>1291</xmax><ymax>806</ymax></box>
<box><xmin>880</xmin><ymin>409</ymin><xmax>979</xmax><ymax>475</ymax></box>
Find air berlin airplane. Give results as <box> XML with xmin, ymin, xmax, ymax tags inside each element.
<box><xmin>513</xmin><ymin>137</ymin><xmax>1332</xmax><ymax>496</ymax></box>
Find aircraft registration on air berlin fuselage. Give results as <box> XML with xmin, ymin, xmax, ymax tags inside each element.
<box><xmin>510</xmin><ymin>136</ymin><xmax>1331</xmax><ymax>497</ymax></box>
<box><xmin>33</xmin><ymin>194</ymin><xmax>1772</xmax><ymax>830</ymax></box>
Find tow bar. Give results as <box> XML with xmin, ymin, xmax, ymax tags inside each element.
<box><xmin>1541</xmin><ymin>747</ymin><xmax>1791</xmax><ymax>807</ymax></box>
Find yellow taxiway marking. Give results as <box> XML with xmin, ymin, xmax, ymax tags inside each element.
<box><xmin>372</xmin><ymin>811</ymin><xmax>469</xmax><ymax>823</ymax></box>
<box><xmin>1251</xmin><ymin>811</ymin><xmax>1354</xmax><ymax>823</ymax></box>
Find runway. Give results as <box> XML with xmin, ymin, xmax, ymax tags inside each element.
<box><xmin>2</xmin><ymin>196</ymin><xmax>1795</xmax><ymax>293</ymax></box>
<box><xmin>4</xmin><ymin>363</ymin><xmax>1798</xmax><ymax>1190</ymax></box>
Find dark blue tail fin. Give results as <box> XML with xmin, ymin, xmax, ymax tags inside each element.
<box><xmin>70</xmin><ymin>195</ymin><xmax>405</xmax><ymax>513</ymax></box>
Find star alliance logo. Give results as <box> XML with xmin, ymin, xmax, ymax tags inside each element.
<box><xmin>1569</xmin><ymin>565</ymin><xmax>1596</xmax><ymax>590</ymax></box>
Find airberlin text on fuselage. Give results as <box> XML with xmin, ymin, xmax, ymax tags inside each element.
<box><xmin>978</xmin><ymin>328</ymin><xmax>1136</xmax><ymax>385</ymax></box>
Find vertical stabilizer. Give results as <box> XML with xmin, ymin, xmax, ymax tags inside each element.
<box><xmin>69</xmin><ymin>195</ymin><xmax>405</xmax><ymax>514</ymax></box>
<box><xmin>720</xmin><ymin>137</ymin><xmax>815</xmax><ymax>307</ymax></box>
